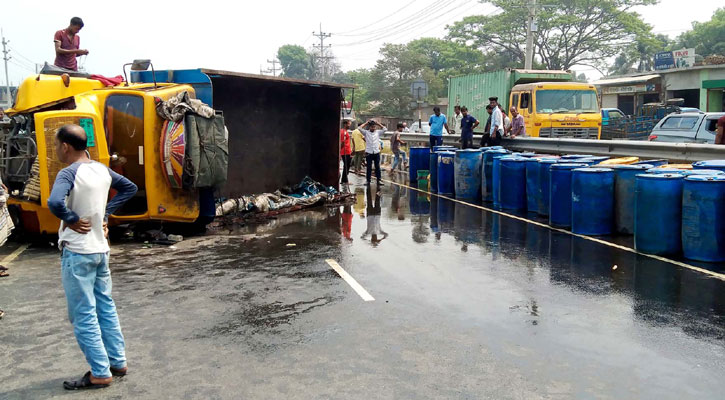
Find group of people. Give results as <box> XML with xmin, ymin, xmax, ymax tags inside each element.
<box><xmin>448</xmin><ymin>97</ymin><xmax>526</xmax><ymax>149</ymax></box>
<box><xmin>340</xmin><ymin>119</ymin><xmax>387</xmax><ymax>187</ymax></box>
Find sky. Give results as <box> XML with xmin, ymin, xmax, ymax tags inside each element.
<box><xmin>0</xmin><ymin>0</ymin><xmax>721</xmax><ymax>87</ymax></box>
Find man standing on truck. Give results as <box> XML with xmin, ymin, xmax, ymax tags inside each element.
<box><xmin>428</xmin><ymin>107</ymin><xmax>449</xmax><ymax>148</ymax></box>
<box><xmin>47</xmin><ymin>124</ymin><xmax>137</xmax><ymax>391</ymax></box>
<box><xmin>716</xmin><ymin>115</ymin><xmax>725</xmax><ymax>144</ymax></box>
<box><xmin>460</xmin><ymin>106</ymin><xmax>479</xmax><ymax>149</ymax></box>
<box><xmin>54</xmin><ymin>17</ymin><xmax>89</xmax><ymax>71</ymax></box>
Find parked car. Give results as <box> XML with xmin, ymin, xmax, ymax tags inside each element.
<box><xmin>601</xmin><ymin>108</ymin><xmax>626</xmax><ymax>126</ymax></box>
<box><xmin>409</xmin><ymin>120</ymin><xmax>431</xmax><ymax>134</ymax></box>
<box><xmin>648</xmin><ymin>112</ymin><xmax>725</xmax><ymax>143</ymax></box>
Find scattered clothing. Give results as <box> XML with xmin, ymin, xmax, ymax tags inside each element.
<box><xmin>53</xmin><ymin>29</ymin><xmax>80</xmax><ymax>71</ymax></box>
<box><xmin>428</xmin><ymin>113</ymin><xmax>447</xmax><ymax>136</ymax></box>
<box><xmin>89</xmin><ymin>75</ymin><xmax>124</xmax><ymax>87</ymax></box>
<box><xmin>155</xmin><ymin>91</ymin><xmax>215</xmax><ymax>122</ymax></box>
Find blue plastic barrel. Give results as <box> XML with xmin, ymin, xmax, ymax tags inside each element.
<box><xmin>454</xmin><ymin>149</ymin><xmax>483</xmax><ymax>200</ymax></box>
<box><xmin>680</xmin><ymin>169</ymin><xmax>725</xmax><ymax>176</ymax></box>
<box><xmin>646</xmin><ymin>168</ymin><xmax>687</xmax><ymax>174</ymax></box>
<box><xmin>571</xmin><ymin>168</ymin><xmax>615</xmax><ymax>235</ymax></box>
<box><xmin>409</xmin><ymin>147</ymin><xmax>431</xmax><ymax>183</ymax></box>
<box><xmin>682</xmin><ymin>175</ymin><xmax>725</xmax><ymax>262</ymax></box>
<box><xmin>577</xmin><ymin>156</ymin><xmax>610</xmax><ymax>165</ymax></box>
<box><xmin>433</xmin><ymin>145</ymin><xmax>455</xmax><ymax>152</ymax></box>
<box><xmin>634</xmin><ymin>173</ymin><xmax>684</xmax><ymax>255</ymax></box>
<box><xmin>692</xmin><ymin>160</ymin><xmax>725</xmax><ymax>173</ymax></box>
<box><xmin>429</xmin><ymin>153</ymin><xmax>440</xmax><ymax>193</ymax></box>
<box><xmin>409</xmin><ymin>189</ymin><xmax>430</xmax><ymax>215</ymax></box>
<box><xmin>635</xmin><ymin>159</ymin><xmax>668</xmax><ymax>167</ymax></box>
<box><xmin>549</xmin><ymin>163</ymin><xmax>588</xmax><ymax>228</ymax></box>
<box><xmin>610</xmin><ymin>164</ymin><xmax>653</xmax><ymax>234</ymax></box>
<box><xmin>493</xmin><ymin>155</ymin><xmax>519</xmax><ymax>208</ymax></box>
<box><xmin>483</xmin><ymin>149</ymin><xmax>509</xmax><ymax>202</ymax></box>
<box><xmin>561</xmin><ymin>154</ymin><xmax>593</xmax><ymax>160</ymax></box>
<box><xmin>488</xmin><ymin>146</ymin><xmax>504</xmax><ymax>150</ymax></box>
<box><xmin>519</xmin><ymin>152</ymin><xmax>537</xmax><ymax>158</ymax></box>
<box><xmin>500</xmin><ymin>158</ymin><xmax>528</xmax><ymax>210</ymax></box>
<box><xmin>437</xmin><ymin>197</ymin><xmax>455</xmax><ymax>232</ymax></box>
<box><xmin>525</xmin><ymin>158</ymin><xmax>541</xmax><ymax>213</ymax></box>
<box><xmin>537</xmin><ymin>158</ymin><xmax>560</xmax><ymax>216</ymax></box>
<box><xmin>437</xmin><ymin>151</ymin><xmax>455</xmax><ymax>195</ymax></box>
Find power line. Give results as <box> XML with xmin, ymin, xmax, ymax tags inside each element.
<box><xmin>265</xmin><ymin>58</ymin><xmax>279</xmax><ymax>77</ymax></box>
<box><xmin>333</xmin><ymin>0</ymin><xmax>422</xmax><ymax>36</ymax></box>
<box><xmin>7</xmin><ymin>45</ymin><xmax>38</xmax><ymax>66</ymax></box>
<box><xmin>312</xmin><ymin>23</ymin><xmax>333</xmax><ymax>80</ymax></box>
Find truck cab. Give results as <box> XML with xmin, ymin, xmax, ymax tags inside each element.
<box><xmin>2</xmin><ymin>69</ymin><xmax>201</xmax><ymax>234</ymax></box>
<box><xmin>509</xmin><ymin>82</ymin><xmax>602</xmax><ymax>139</ymax></box>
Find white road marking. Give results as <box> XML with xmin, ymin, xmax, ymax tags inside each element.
<box><xmin>2</xmin><ymin>244</ymin><xmax>30</xmax><ymax>265</ymax></box>
<box><xmin>325</xmin><ymin>259</ymin><xmax>375</xmax><ymax>302</ymax></box>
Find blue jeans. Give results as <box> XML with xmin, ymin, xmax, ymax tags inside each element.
<box><xmin>62</xmin><ymin>249</ymin><xmax>126</xmax><ymax>378</ymax></box>
<box><xmin>392</xmin><ymin>150</ymin><xmax>407</xmax><ymax>170</ymax></box>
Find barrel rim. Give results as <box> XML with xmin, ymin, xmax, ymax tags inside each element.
<box><xmin>685</xmin><ymin>174</ymin><xmax>725</xmax><ymax>182</ymax></box>
<box><xmin>551</xmin><ymin>163</ymin><xmax>589</xmax><ymax>169</ymax></box>
<box><xmin>572</xmin><ymin>167</ymin><xmax>615</xmax><ymax>173</ymax></box>
<box><xmin>635</xmin><ymin>172</ymin><xmax>685</xmax><ymax>179</ymax></box>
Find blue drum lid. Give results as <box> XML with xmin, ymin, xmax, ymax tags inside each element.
<box><xmin>693</xmin><ymin>160</ymin><xmax>725</xmax><ymax>168</ymax></box>
<box><xmin>500</xmin><ymin>157</ymin><xmax>528</xmax><ymax>163</ymax></box>
<box><xmin>572</xmin><ymin>167</ymin><xmax>614</xmax><ymax>173</ymax></box>
<box><xmin>685</xmin><ymin>174</ymin><xmax>725</xmax><ymax>182</ymax></box>
<box><xmin>636</xmin><ymin>172</ymin><xmax>685</xmax><ymax>180</ymax></box>
<box><xmin>561</xmin><ymin>154</ymin><xmax>593</xmax><ymax>159</ymax></box>
<box><xmin>551</xmin><ymin>163</ymin><xmax>589</xmax><ymax>170</ymax></box>
<box><xmin>609</xmin><ymin>164</ymin><xmax>653</xmax><ymax>170</ymax></box>
<box><xmin>646</xmin><ymin>168</ymin><xmax>687</xmax><ymax>174</ymax></box>
<box><xmin>538</xmin><ymin>158</ymin><xmax>560</xmax><ymax>164</ymax></box>
<box><xmin>680</xmin><ymin>169</ymin><xmax>725</xmax><ymax>176</ymax></box>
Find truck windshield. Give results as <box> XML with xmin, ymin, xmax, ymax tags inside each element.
<box><xmin>535</xmin><ymin>90</ymin><xmax>599</xmax><ymax>114</ymax></box>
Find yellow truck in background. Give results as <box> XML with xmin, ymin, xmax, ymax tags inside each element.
<box><xmin>509</xmin><ymin>82</ymin><xmax>601</xmax><ymax>139</ymax></box>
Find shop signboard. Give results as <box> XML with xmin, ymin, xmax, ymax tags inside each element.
<box><xmin>655</xmin><ymin>48</ymin><xmax>695</xmax><ymax>70</ymax></box>
<box><xmin>602</xmin><ymin>84</ymin><xmax>657</xmax><ymax>95</ymax></box>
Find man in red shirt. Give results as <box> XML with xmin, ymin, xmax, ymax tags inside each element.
<box><xmin>716</xmin><ymin>115</ymin><xmax>725</xmax><ymax>145</ymax></box>
<box><xmin>340</xmin><ymin>120</ymin><xmax>352</xmax><ymax>184</ymax></box>
<box><xmin>54</xmin><ymin>17</ymin><xmax>89</xmax><ymax>71</ymax></box>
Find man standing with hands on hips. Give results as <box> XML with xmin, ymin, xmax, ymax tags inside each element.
<box><xmin>47</xmin><ymin>124</ymin><xmax>137</xmax><ymax>390</ymax></box>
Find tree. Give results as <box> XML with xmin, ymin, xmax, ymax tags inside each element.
<box><xmin>368</xmin><ymin>43</ymin><xmax>428</xmax><ymax>117</ymax></box>
<box><xmin>447</xmin><ymin>0</ymin><xmax>658</xmax><ymax>71</ymax></box>
<box><xmin>277</xmin><ymin>45</ymin><xmax>313</xmax><ymax>79</ymax></box>
<box><xmin>677</xmin><ymin>8</ymin><xmax>725</xmax><ymax>57</ymax></box>
<box><xmin>608</xmin><ymin>32</ymin><xmax>671</xmax><ymax>75</ymax></box>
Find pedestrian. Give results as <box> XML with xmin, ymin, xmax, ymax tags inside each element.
<box><xmin>510</xmin><ymin>106</ymin><xmax>526</xmax><ymax>138</ymax></box>
<box><xmin>340</xmin><ymin>120</ymin><xmax>352</xmax><ymax>184</ymax></box>
<box><xmin>460</xmin><ymin>106</ymin><xmax>479</xmax><ymax>149</ymax></box>
<box><xmin>402</xmin><ymin>122</ymin><xmax>410</xmax><ymax>132</ymax></box>
<box><xmin>47</xmin><ymin>124</ymin><xmax>137</xmax><ymax>390</ymax></box>
<box><xmin>480</xmin><ymin>105</ymin><xmax>494</xmax><ymax>147</ymax></box>
<box><xmin>715</xmin><ymin>115</ymin><xmax>725</xmax><ymax>144</ymax></box>
<box><xmin>351</xmin><ymin>121</ymin><xmax>366</xmax><ymax>173</ymax></box>
<box><xmin>390</xmin><ymin>122</ymin><xmax>407</xmax><ymax>174</ymax></box>
<box><xmin>54</xmin><ymin>17</ymin><xmax>89</xmax><ymax>71</ymax></box>
<box><xmin>489</xmin><ymin>97</ymin><xmax>504</xmax><ymax>146</ymax></box>
<box><xmin>361</xmin><ymin>120</ymin><xmax>386</xmax><ymax>187</ymax></box>
<box><xmin>500</xmin><ymin>105</ymin><xmax>511</xmax><ymax>136</ymax></box>
<box><xmin>428</xmin><ymin>106</ymin><xmax>449</xmax><ymax>148</ymax></box>
<box><xmin>451</xmin><ymin>105</ymin><xmax>463</xmax><ymax>135</ymax></box>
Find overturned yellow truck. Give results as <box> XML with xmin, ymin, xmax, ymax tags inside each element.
<box><xmin>1</xmin><ymin>62</ymin><xmax>350</xmax><ymax>235</ymax></box>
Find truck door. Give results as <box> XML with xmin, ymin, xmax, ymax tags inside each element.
<box><xmin>104</xmin><ymin>94</ymin><xmax>147</xmax><ymax>216</ymax></box>
<box><xmin>519</xmin><ymin>92</ymin><xmax>533</xmax><ymax>135</ymax></box>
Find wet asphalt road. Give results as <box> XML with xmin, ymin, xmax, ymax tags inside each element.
<box><xmin>1</xmin><ymin>172</ymin><xmax>725</xmax><ymax>399</ymax></box>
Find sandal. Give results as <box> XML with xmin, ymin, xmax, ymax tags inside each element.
<box><xmin>0</xmin><ymin>271</ymin><xmax>8</xmax><ymax>278</ymax></box>
<box><xmin>63</xmin><ymin>371</ymin><xmax>111</xmax><ymax>390</ymax></box>
<box><xmin>110</xmin><ymin>366</ymin><xmax>128</xmax><ymax>377</ymax></box>
<box><xmin>0</xmin><ymin>265</ymin><xmax>7</xmax><ymax>271</ymax></box>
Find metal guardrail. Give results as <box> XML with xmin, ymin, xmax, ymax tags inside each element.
<box><xmin>380</xmin><ymin>132</ymin><xmax>725</xmax><ymax>163</ymax></box>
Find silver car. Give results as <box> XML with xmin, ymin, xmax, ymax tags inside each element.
<box><xmin>649</xmin><ymin>112</ymin><xmax>725</xmax><ymax>143</ymax></box>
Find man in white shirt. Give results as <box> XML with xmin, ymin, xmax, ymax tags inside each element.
<box><xmin>360</xmin><ymin>120</ymin><xmax>386</xmax><ymax>187</ymax></box>
<box><xmin>450</xmin><ymin>105</ymin><xmax>463</xmax><ymax>135</ymax></box>
<box><xmin>489</xmin><ymin>97</ymin><xmax>504</xmax><ymax>146</ymax></box>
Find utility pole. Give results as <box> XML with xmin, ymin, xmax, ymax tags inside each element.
<box><xmin>524</xmin><ymin>0</ymin><xmax>537</xmax><ymax>70</ymax></box>
<box><xmin>312</xmin><ymin>23</ymin><xmax>332</xmax><ymax>80</ymax></box>
<box><xmin>1</xmin><ymin>29</ymin><xmax>11</xmax><ymax>105</ymax></box>
<box><xmin>266</xmin><ymin>58</ymin><xmax>279</xmax><ymax>77</ymax></box>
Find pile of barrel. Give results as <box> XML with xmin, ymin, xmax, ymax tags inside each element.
<box><xmin>408</xmin><ymin>146</ymin><xmax>725</xmax><ymax>263</ymax></box>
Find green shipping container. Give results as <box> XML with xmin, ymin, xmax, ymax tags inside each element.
<box><xmin>447</xmin><ymin>69</ymin><xmax>573</xmax><ymax>124</ymax></box>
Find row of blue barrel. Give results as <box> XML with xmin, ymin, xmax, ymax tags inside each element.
<box><xmin>408</xmin><ymin>146</ymin><xmax>725</xmax><ymax>263</ymax></box>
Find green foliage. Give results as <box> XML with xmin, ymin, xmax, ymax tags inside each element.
<box><xmin>447</xmin><ymin>0</ymin><xmax>658</xmax><ymax>71</ymax></box>
<box><xmin>608</xmin><ymin>32</ymin><xmax>672</xmax><ymax>75</ymax></box>
<box><xmin>277</xmin><ymin>45</ymin><xmax>314</xmax><ymax>79</ymax></box>
<box><xmin>677</xmin><ymin>8</ymin><xmax>725</xmax><ymax>57</ymax></box>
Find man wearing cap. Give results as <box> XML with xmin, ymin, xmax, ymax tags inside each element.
<box><xmin>716</xmin><ymin>115</ymin><xmax>725</xmax><ymax>145</ymax></box>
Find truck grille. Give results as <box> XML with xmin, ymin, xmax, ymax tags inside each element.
<box><xmin>539</xmin><ymin>127</ymin><xmax>599</xmax><ymax>139</ymax></box>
